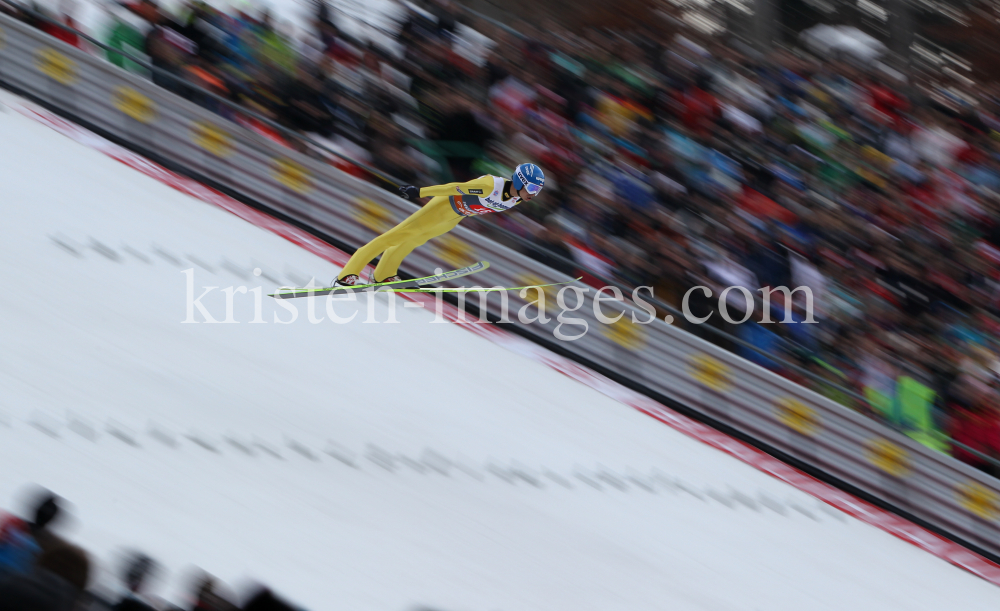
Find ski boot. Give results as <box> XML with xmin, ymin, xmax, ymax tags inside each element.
<box><xmin>332</xmin><ymin>274</ymin><xmax>363</xmax><ymax>288</ymax></box>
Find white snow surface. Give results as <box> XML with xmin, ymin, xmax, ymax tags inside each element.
<box><xmin>1</xmin><ymin>94</ymin><xmax>999</xmax><ymax>610</ymax></box>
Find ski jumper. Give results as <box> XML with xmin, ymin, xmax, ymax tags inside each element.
<box><xmin>340</xmin><ymin>175</ymin><xmax>521</xmax><ymax>281</ymax></box>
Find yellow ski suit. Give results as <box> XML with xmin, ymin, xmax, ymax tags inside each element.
<box><xmin>339</xmin><ymin>175</ymin><xmax>519</xmax><ymax>281</ymax></box>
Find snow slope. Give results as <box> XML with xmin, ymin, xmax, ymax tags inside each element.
<box><xmin>1</xmin><ymin>90</ymin><xmax>999</xmax><ymax>610</ymax></box>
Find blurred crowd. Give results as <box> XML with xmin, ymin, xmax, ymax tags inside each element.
<box><xmin>3</xmin><ymin>0</ymin><xmax>1000</xmax><ymax>472</ymax></box>
<box><xmin>0</xmin><ymin>491</ymin><xmax>301</xmax><ymax>610</ymax></box>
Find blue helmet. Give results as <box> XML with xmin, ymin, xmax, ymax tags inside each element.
<box><xmin>512</xmin><ymin>163</ymin><xmax>545</xmax><ymax>196</ymax></box>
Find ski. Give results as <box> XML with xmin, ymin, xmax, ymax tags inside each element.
<box><xmin>269</xmin><ymin>261</ymin><xmax>490</xmax><ymax>299</ymax></box>
<box><xmin>389</xmin><ymin>278</ymin><xmax>582</xmax><ymax>293</ymax></box>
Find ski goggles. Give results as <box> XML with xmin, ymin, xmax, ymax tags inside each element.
<box><xmin>516</xmin><ymin>171</ymin><xmax>544</xmax><ymax>195</ymax></box>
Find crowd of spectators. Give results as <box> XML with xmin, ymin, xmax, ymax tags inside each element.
<box><xmin>0</xmin><ymin>490</ymin><xmax>301</xmax><ymax>610</ymax></box>
<box><xmin>2</xmin><ymin>0</ymin><xmax>1000</xmax><ymax>473</ymax></box>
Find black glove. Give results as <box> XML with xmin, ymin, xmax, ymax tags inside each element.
<box><xmin>399</xmin><ymin>185</ymin><xmax>420</xmax><ymax>200</ymax></box>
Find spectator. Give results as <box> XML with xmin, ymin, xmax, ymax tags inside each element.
<box><xmin>948</xmin><ymin>377</ymin><xmax>1000</xmax><ymax>477</ymax></box>
<box><xmin>241</xmin><ymin>588</ymin><xmax>296</xmax><ymax>611</ymax></box>
<box><xmin>0</xmin><ymin>543</ymin><xmax>90</xmax><ymax>611</ymax></box>
<box><xmin>144</xmin><ymin>7</ymin><xmax>195</xmax><ymax>97</ymax></box>
<box><xmin>280</xmin><ymin>66</ymin><xmax>335</xmax><ymax>139</ymax></box>
<box><xmin>113</xmin><ymin>552</ymin><xmax>158</xmax><ymax>611</ymax></box>
<box><xmin>0</xmin><ymin>491</ymin><xmax>64</xmax><ymax>580</ymax></box>
<box><xmin>191</xmin><ymin>574</ymin><xmax>237</xmax><ymax>611</ymax></box>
